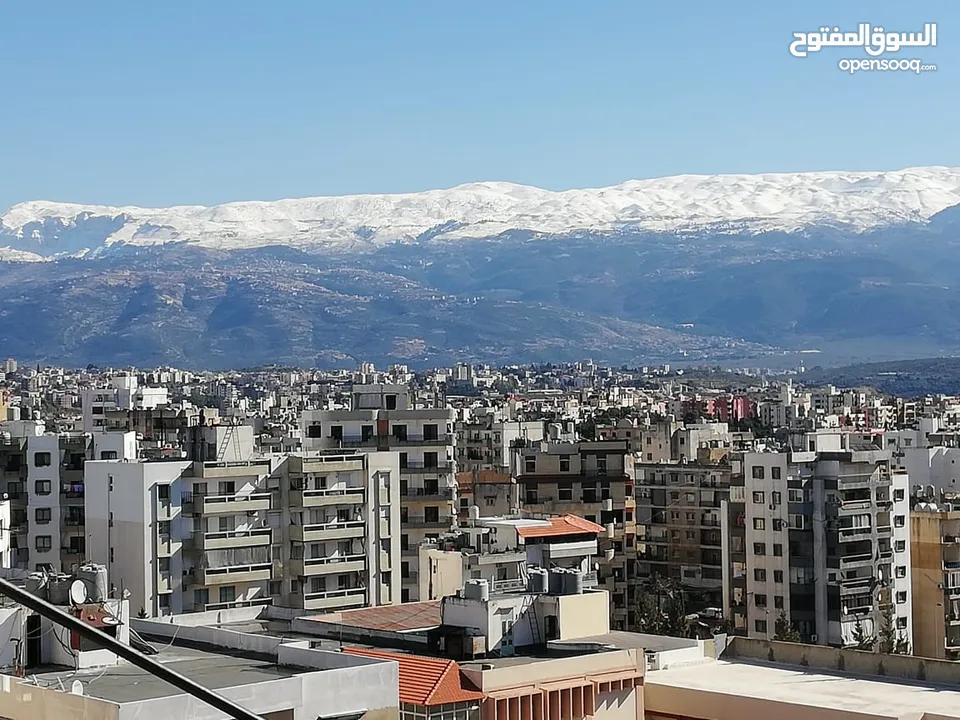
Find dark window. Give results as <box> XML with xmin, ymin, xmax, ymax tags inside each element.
<box><xmin>34</xmin><ymin>452</ymin><xmax>51</xmax><ymax>467</ymax></box>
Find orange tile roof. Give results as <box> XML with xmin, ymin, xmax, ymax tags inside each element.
<box><xmin>342</xmin><ymin>647</ymin><xmax>484</xmax><ymax>706</ymax></box>
<box><xmin>515</xmin><ymin>514</ymin><xmax>605</xmax><ymax>539</ymax></box>
<box><xmin>456</xmin><ymin>471</ymin><xmax>474</xmax><ymax>491</ymax></box>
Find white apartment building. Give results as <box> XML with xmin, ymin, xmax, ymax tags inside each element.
<box><xmin>455</xmin><ymin>412</ymin><xmax>544</xmax><ymax>472</ymax></box>
<box><xmin>84</xmin><ymin>442</ymin><xmax>401</xmax><ymax>617</ymax></box>
<box><xmin>725</xmin><ymin>430</ymin><xmax>912</xmax><ymax>649</ymax></box>
<box><xmin>0</xmin><ymin>497</ymin><xmax>10</xmax><ymax>568</ymax></box>
<box><xmin>302</xmin><ymin>383</ymin><xmax>456</xmax><ymax>602</ymax></box>
<box><xmin>81</xmin><ymin>375</ymin><xmax>169</xmax><ymax>433</ymax></box>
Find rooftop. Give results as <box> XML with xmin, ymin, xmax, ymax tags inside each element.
<box><xmin>343</xmin><ymin>647</ymin><xmax>483</xmax><ymax>706</ymax></box>
<box><xmin>300</xmin><ymin>600</ymin><xmax>442</xmax><ymax>632</ymax></box>
<box><xmin>647</xmin><ymin>659</ymin><xmax>960</xmax><ymax>719</ymax></box>
<box><xmin>27</xmin><ymin>644</ymin><xmax>301</xmax><ymax>705</ymax></box>
<box><xmin>515</xmin><ymin>514</ymin><xmax>605</xmax><ymax>539</ymax></box>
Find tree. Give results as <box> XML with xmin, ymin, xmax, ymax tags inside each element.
<box><xmin>631</xmin><ymin>575</ymin><xmax>689</xmax><ymax>638</ymax></box>
<box><xmin>877</xmin><ymin>604</ymin><xmax>910</xmax><ymax>655</ymax></box>
<box><xmin>774</xmin><ymin>612</ymin><xmax>801</xmax><ymax>642</ymax></box>
<box><xmin>852</xmin><ymin>616</ymin><xmax>875</xmax><ymax>651</ymax></box>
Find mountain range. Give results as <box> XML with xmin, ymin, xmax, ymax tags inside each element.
<box><xmin>3</xmin><ymin>166</ymin><xmax>960</xmax><ymax>369</ymax></box>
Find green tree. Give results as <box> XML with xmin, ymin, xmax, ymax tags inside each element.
<box><xmin>852</xmin><ymin>616</ymin><xmax>875</xmax><ymax>651</ymax></box>
<box><xmin>631</xmin><ymin>575</ymin><xmax>689</xmax><ymax>637</ymax></box>
<box><xmin>774</xmin><ymin>612</ymin><xmax>801</xmax><ymax>642</ymax></box>
<box><xmin>877</xmin><ymin>604</ymin><xmax>910</xmax><ymax>655</ymax></box>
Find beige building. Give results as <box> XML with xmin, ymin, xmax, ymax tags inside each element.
<box><xmin>910</xmin><ymin>504</ymin><xmax>960</xmax><ymax>659</ymax></box>
<box><xmin>514</xmin><ymin>440</ymin><xmax>636</xmax><ymax>629</ymax></box>
<box><xmin>302</xmin><ymin>383</ymin><xmax>457</xmax><ymax>602</ymax></box>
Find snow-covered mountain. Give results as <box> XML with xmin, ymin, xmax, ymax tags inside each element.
<box><xmin>3</xmin><ymin>166</ymin><xmax>960</xmax><ymax>259</ymax></box>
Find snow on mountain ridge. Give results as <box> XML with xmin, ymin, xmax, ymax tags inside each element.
<box><xmin>3</xmin><ymin>166</ymin><xmax>960</xmax><ymax>256</ymax></box>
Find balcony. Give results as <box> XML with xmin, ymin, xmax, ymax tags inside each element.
<box><xmin>290</xmin><ymin>520</ymin><xmax>365</xmax><ymax>543</ymax></box>
<box><xmin>492</xmin><ymin>578</ymin><xmax>526</xmax><ymax>592</ymax></box>
<box><xmin>193</xmin><ymin>459</ymin><xmax>273</xmax><ymax>478</ymax></box>
<box><xmin>840</xmin><ymin>553</ymin><xmax>874</xmax><ymax>569</ymax></box>
<box><xmin>543</xmin><ymin>539</ymin><xmax>598</xmax><ymax>560</ymax></box>
<box><xmin>192</xmin><ymin>563</ymin><xmax>272</xmax><ymax>585</ymax></box>
<box><xmin>302</xmin><ymin>587</ymin><xmax>367</xmax><ymax>611</ymax></box>
<box><xmin>62</xmin><ymin>516</ymin><xmax>85</xmax><ymax>528</ymax></box>
<box><xmin>838</xmin><ymin>526</ymin><xmax>873</xmax><ymax>541</ymax></box>
<box><xmin>404</xmin><ymin>516</ymin><xmax>450</xmax><ymax>529</ymax></box>
<box><xmin>291</xmin><ymin>553</ymin><xmax>366</xmax><ymax>576</ymax></box>
<box><xmin>294</xmin><ymin>486</ymin><xmax>366</xmax><ymax>508</ymax></box>
<box><xmin>193</xmin><ymin>528</ymin><xmax>272</xmax><ymax>550</ymax></box>
<box><xmin>838</xmin><ymin>499</ymin><xmax>872</xmax><ymax>514</ymax></box>
<box><xmin>392</xmin><ymin>434</ymin><xmax>452</xmax><ymax>447</ymax></box>
<box><xmin>204</xmin><ymin>597</ymin><xmax>273</xmax><ymax>612</ymax></box>
<box><xmin>334</xmin><ymin>435</ymin><xmax>378</xmax><ymax>448</ymax></box>
<box><xmin>60</xmin><ymin>483</ymin><xmax>85</xmax><ymax>499</ymax></box>
<box><xmin>183</xmin><ymin>492</ymin><xmax>271</xmax><ymax>516</ymax></box>
<box><xmin>402</xmin><ymin>486</ymin><xmax>455</xmax><ymax>503</ymax></box>
<box><xmin>401</xmin><ymin>462</ymin><xmax>454</xmax><ymax>475</ymax></box>
<box><xmin>466</xmin><ymin>549</ymin><xmax>527</xmax><ymax>567</ymax></box>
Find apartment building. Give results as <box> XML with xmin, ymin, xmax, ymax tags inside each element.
<box><xmin>85</xmin><ymin>438</ymin><xmax>401</xmax><ymax>617</ymax></box>
<box><xmin>419</xmin><ymin>513</ymin><xmax>603</xmax><ymax>600</ymax></box>
<box><xmin>456</xmin><ymin>470</ymin><xmax>519</xmax><ymax>522</ymax></box>
<box><xmin>455</xmin><ymin>413</ymin><xmax>544</xmax><ymax>472</ymax></box>
<box><xmin>0</xmin><ymin>422</ymin><xmax>136</xmax><ymax>573</ymax></box>
<box><xmin>81</xmin><ymin>375</ymin><xmax>169</xmax><ymax>433</ymax></box>
<box><xmin>301</xmin><ymin>383</ymin><xmax>456</xmax><ymax>602</ymax></box>
<box><xmin>633</xmin><ymin>447</ymin><xmax>732</xmax><ymax>611</ymax></box>
<box><xmin>514</xmin><ymin>440</ymin><xmax>636</xmax><ymax>629</ymax></box>
<box><xmin>910</xmin><ymin>497</ymin><xmax>960</xmax><ymax>659</ymax></box>
<box><xmin>726</xmin><ymin>431</ymin><xmax>913</xmax><ymax>649</ymax></box>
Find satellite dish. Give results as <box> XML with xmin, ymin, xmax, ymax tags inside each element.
<box><xmin>68</xmin><ymin>580</ymin><xmax>87</xmax><ymax>606</ymax></box>
<box><xmin>101</xmin><ymin>616</ymin><xmax>120</xmax><ymax>626</ymax></box>
<box><xmin>70</xmin><ymin>680</ymin><xmax>84</xmax><ymax>696</ymax></box>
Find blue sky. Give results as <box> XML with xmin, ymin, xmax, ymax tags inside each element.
<box><xmin>0</xmin><ymin>0</ymin><xmax>956</xmax><ymax>208</ymax></box>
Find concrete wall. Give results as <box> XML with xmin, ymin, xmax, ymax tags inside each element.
<box><xmin>420</xmin><ymin>548</ymin><xmax>463</xmax><ymax>601</ymax></box>
<box><xmin>0</xmin><ymin>607</ymin><xmax>25</xmax><ymax>671</ymax></box>
<box><xmin>0</xmin><ymin>676</ymin><xmax>120</xmax><ymax>720</ymax></box>
<box><xmin>724</xmin><ymin>636</ymin><xmax>960</xmax><ymax>685</ymax></box>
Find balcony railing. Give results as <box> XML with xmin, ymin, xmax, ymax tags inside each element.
<box><xmin>303</xmin><ymin>587</ymin><xmax>366</xmax><ymax>603</ymax></box>
<box><xmin>61</xmin><ymin>484</ymin><xmax>85</xmax><ymax>498</ymax></box>
<box><xmin>404</xmin><ymin>517</ymin><xmax>450</xmax><ymax>529</ymax></box>
<box><xmin>392</xmin><ymin>434</ymin><xmax>452</xmax><ymax>447</ymax></box>
<box><xmin>204</xmin><ymin>597</ymin><xmax>274</xmax><ymax>612</ymax></box>
<box><xmin>402</xmin><ymin>486</ymin><xmax>455</xmax><ymax>501</ymax></box>
<box><xmin>401</xmin><ymin>462</ymin><xmax>454</xmax><ymax>474</ymax></box>
<box><xmin>301</xmin><ymin>553</ymin><xmax>366</xmax><ymax>569</ymax></box>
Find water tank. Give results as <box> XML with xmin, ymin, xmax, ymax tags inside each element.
<box><xmin>474</xmin><ymin>579</ymin><xmax>490</xmax><ymax>601</ymax></box>
<box><xmin>548</xmin><ymin>568</ymin><xmax>566</xmax><ymax>595</ymax></box>
<box><xmin>468</xmin><ymin>505</ymin><xmax>481</xmax><ymax>522</ymax></box>
<box><xmin>25</xmin><ymin>572</ymin><xmax>48</xmax><ymax>600</ymax></box>
<box><xmin>565</xmin><ymin>570</ymin><xmax>585</xmax><ymax>595</ymax></box>
<box><xmin>76</xmin><ymin>564</ymin><xmax>108</xmax><ymax>603</ymax></box>
<box><xmin>527</xmin><ymin>568</ymin><xmax>549</xmax><ymax>594</ymax></box>
<box><xmin>48</xmin><ymin>574</ymin><xmax>73</xmax><ymax>605</ymax></box>
<box><xmin>548</xmin><ymin>424</ymin><xmax>561</xmax><ymax>441</ymax></box>
<box><xmin>463</xmin><ymin>579</ymin><xmax>490</xmax><ymax>601</ymax></box>
<box><xmin>0</xmin><ymin>432</ymin><xmax>10</xmax><ymax>442</ymax></box>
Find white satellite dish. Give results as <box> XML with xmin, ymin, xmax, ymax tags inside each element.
<box><xmin>101</xmin><ymin>616</ymin><xmax>120</xmax><ymax>627</ymax></box>
<box><xmin>70</xmin><ymin>680</ymin><xmax>84</xmax><ymax>696</ymax></box>
<box><xmin>68</xmin><ymin>580</ymin><xmax>87</xmax><ymax>606</ymax></box>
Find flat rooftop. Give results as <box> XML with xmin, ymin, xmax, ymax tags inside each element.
<box><xmin>298</xmin><ymin>600</ymin><xmax>442</xmax><ymax>632</ymax></box>
<box><xmin>28</xmin><ymin>644</ymin><xmax>303</xmax><ymax>704</ymax></box>
<box><xmin>647</xmin><ymin>659</ymin><xmax>960</xmax><ymax>718</ymax></box>
<box><xmin>556</xmin><ymin>631</ymin><xmax>698</xmax><ymax>653</ymax></box>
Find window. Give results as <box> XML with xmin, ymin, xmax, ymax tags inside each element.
<box><xmin>755</xmin><ymin>594</ymin><xmax>767</xmax><ymax>607</ymax></box>
<box><xmin>330</xmin><ymin>425</ymin><xmax>343</xmax><ymax>441</ymax></box>
<box><xmin>686</xmin><ymin>530</ymin><xmax>696</xmax><ymax>539</ymax></box>
<box><xmin>35</xmin><ymin>536</ymin><xmax>52</xmax><ymax>552</ymax></box>
<box><xmin>895</xmin><ymin>565</ymin><xmax>906</xmax><ymax>578</ymax></box>
<box><xmin>788</xmin><ymin>489</ymin><xmax>803</xmax><ymax>503</ymax></box>
<box><xmin>894</xmin><ymin>489</ymin><xmax>905</xmax><ymax>501</ymax></box>
<box><xmin>34</xmin><ymin>480</ymin><xmax>51</xmax><ymax>496</ymax></box>
<box><xmin>771</xmin><ymin>491</ymin><xmax>782</xmax><ymax>505</ymax></box>
<box><xmin>753</xmin><ymin>518</ymin><xmax>765</xmax><ymax>531</ymax></box>
<box><xmin>194</xmin><ymin>589</ymin><xmax>209</xmax><ymax>607</ymax></box>
<box><xmin>752</xmin><ymin>491</ymin><xmax>765</xmax><ymax>504</ymax></box>
<box><xmin>35</xmin><ymin>508</ymin><xmax>51</xmax><ymax>524</ymax></box>
<box><xmin>754</xmin><ymin>568</ymin><xmax>766</xmax><ymax>582</ymax></box>
<box><xmin>307</xmin><ymin>424</ymin><xmax>322</xmax><ymax>438</ymax></box>
<box><xmin>771</xmin><ymin>467</ymin><xmax>782</xmax><ymax>480</ymax></box>
<box><xmin>752</xmin><ymin>466</ymin><xmax>765</xmax><ymax>479</ymax></box>
<box><xmin>158</xmin><ymin>484</ymin><xmax>170</xmax><ymax>500</ymax></box>
<box><xmin>773</xmin><ymin>543</ymin><xmax>783</xmax><ymax>557</ymax></box>
<box><xmin>755</xmin><ymin>619</ymin><xmax>768</xmax><ymax>633</ymax></box>
<box><xmin>895</xmin><ymin>540</ymin><xmax>905</xmax><ymax>552</ymax></box>
<box><xmin>560</xmin><ymin>455</ymin><xmax>571</xmax><ymax>472</ymax></box>
<box><xmin>789</xmin><ymin>514</ymin><xmax>806</xmax><ymax>530</ymax></box>
<box><xmin>219</xmin><ymin>586</ymin><xmax>236</xmax><ymax>603</ymax></box>
<box><xmin>385</xmin><ymin>395</ymin><xmax>397</xmax><ymax>410</ymax></box>
<box><xmin>772</xmin><ymin>519</ymin><xmax>784</xmax><ymax>531</ymax></box>
<box><xmin>774</xmin><ymin>595</ymin><xmax>784</xmax><ymax>609</ymax></box>
<box><xmin>525</xmin><ymin>459</ymin><xmax>536</xmax><ymax>473</ymax></box>
<box><xmin>896</xmin><ymin>591</ymin><xmax>907</xmax><ymax>604</ymax></box>
<box><xmin>158</xmin><ymin>557</ymin><xmax>170</xmax><ymax>573</ymax></box>
<box><xmin>896</xmin><ymin>616</ymin><xmax>908</xmax><ymax>629</ymax></box>
<box><xmin>773</xmin><ymin>570</ymin><xmax>784</xmax><ymax>583</ymax></box>
<box><xmin>558</xmin><ymin>482</ymin><xmax>573</xmax><ymax>501</ymax></box>
<box><xmin>33</xmin><ymin>452</ymin><xmax>51</xmax><ymax>467</ymax></box>
<box><xmin>894</xmin><ymin>515</ymin><xmax>905</xmax><ymax>528</ymax></box>
<box><xmin>158</xmin><ymin>594</ymin><xmax>170</xmax><ymax>610</ymax></box>
<box><xmin>100</xmin><ymin>450</ymin><xmax>118</xmax><ymax>460</ymax></box>
<box><xmin>753</xmin><ymin>542</ymin><xmax>766</xmax><ymax>555</ymax></box>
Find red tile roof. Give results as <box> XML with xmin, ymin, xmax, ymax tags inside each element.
<box><xmin>515</xmin><ymin>514</ymin><xmax>605</xmax><ymax>539</ymax></box>
<box><xmin>342</xmin><ymin>648</ymin><xmax>484</xmax><ymax>706</ymax></box>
